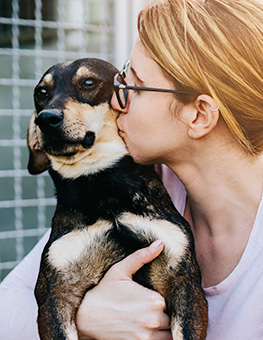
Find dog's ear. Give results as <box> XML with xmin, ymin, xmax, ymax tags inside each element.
<box><xmin>27</xmin><ymin>114</ymin><xmax>49</xmax><ymax>175</ymax></box>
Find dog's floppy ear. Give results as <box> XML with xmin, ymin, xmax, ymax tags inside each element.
<box><xmin>27</xmin><ymin>114</ymin><xmax>49</xmax><ymax>175</ymax></box>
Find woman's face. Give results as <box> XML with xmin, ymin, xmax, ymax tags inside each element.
<box><xmin>111</xmin><ymin>39</ymin><xmax>188</xmax><ymax>165</ymax></box>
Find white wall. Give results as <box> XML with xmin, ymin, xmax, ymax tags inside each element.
<box><xmin>113</xmin><ymin>0</ymin><xmax>147</xmax><ymax>69</ymax></box>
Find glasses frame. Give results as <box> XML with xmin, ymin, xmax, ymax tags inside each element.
<box><xmin>114</xmin><ymin>60</ymin><xmax>196</xmax><ymax>109</ymax></box>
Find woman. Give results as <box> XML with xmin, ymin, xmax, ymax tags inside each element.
<box><xmin>1</xmin><ymin>0</ymin><xmax>263</xmax><ymax>339</ymax></box>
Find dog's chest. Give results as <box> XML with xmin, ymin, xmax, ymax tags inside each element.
<box><xmin>50</xmin><ymin>164</ymin><xmax>161</xmax><ymax>222</ymax></box>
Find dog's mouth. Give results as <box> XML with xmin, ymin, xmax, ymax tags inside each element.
<box><xmin>40</xmin><ymin>131</ymin><xmax>96</xmax><ymax>157</ymax></box>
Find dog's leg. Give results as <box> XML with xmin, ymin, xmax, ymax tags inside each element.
<box><xmin>151</xmin><ymin>265</ymin><xmax>208</xmax><ymax>340</ymax></box>
<box><xmin>116</xmin><ymin>212</ymin><xmax>208</xmax><ymax>340</ymax></box>
<box><xmin>35</xmin><ymin>221</ymin><xmax>125</xmax><ymax>340</ymax></box>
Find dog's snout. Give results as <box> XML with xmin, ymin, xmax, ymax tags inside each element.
<box><xmin>35</xmin><ymin>109</ymin><xmax>63</xmax><ymax>133</ymax></box>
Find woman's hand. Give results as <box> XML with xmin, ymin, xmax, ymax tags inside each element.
<box><xmin>76</xmin><ymin>240</ymin><xmax>172</xmax><ymax>340</ymax></box>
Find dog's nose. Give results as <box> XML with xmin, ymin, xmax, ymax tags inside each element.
<box><xmin>35</xmin><ymin>109</ymin><xmax>63</xmax><ymax>133</ymax></box>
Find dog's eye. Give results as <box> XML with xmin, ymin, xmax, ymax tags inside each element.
<box><xmin>81</xmin><ymin>78</ymin><xmax>98</xmax><ymax>90</ymax></box>
<box><xmin>35</xmin><ymin>87</ymin><xmax>49</xmax><ymax>99</ymax></box>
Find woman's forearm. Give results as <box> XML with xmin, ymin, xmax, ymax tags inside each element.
<box><xmin>0</xmin><ymin>230</ymin><xmax>50</xmax><ymax>340</ymax></box>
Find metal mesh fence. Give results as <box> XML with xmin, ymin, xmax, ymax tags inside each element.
<box><xmin>0</xmin><ymin>0</ymin><xmax>147</xmax><ymax>282</ymax></box>
<box><xmin>0</xmin><ymin>0</ymin><xmax>117</xmax><ymax>281</ymax></box>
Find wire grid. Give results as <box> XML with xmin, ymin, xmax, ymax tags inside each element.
<box><xmin>0</xmin><ymin>0</ymin><xmax>114</xmax><ymax>281</ymax></box>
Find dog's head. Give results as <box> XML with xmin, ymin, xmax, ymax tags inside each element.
<box><xmin>27</xmin><ymin>58</ymin><xmax>128</xmax><ymax>179</ymax></box>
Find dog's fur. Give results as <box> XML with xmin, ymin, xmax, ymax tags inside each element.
<box><xmin>27</xmin><ymin>58</ymin><xmax>208</xmax><ymax>340</ymax></box>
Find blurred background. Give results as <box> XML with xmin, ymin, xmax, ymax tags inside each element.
<box><xmin>0</xmin><ymin>0</ymin><xmax>147</xmax><ymax>281</ymax></box>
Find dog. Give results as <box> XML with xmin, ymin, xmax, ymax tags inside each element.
<box><xmin>27</xmin><ymin>58</ymin><xmax>208</xmax><ymax>340</ymax></box>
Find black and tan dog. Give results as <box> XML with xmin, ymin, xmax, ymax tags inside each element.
<box><xmin>27</xmin><ymin>58</ymin><xmax>208</xmax><ymax>340</ymax></box>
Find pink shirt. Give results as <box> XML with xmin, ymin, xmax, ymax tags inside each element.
<box><xmin>159</xmin><ymin>165</ymin><xmax>263</xmax><ymax>339</ymax></box>
<box><xmin>1</xmin><ymin>164</ymin><xmax>263</xmax><ymax>339</ymax></box>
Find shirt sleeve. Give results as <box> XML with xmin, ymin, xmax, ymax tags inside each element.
<box><xmin>0</xmin><ymin>229</ymin><xmax>50</xmax><ymax>340</ymax></box>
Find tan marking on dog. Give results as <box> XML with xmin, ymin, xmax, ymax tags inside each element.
<box><xmin>117</xmin><ymin>212</ymin><xmax>188</xmax><ymax>264</ymax></box>
<box><xmin>62</xmin><ymin>99</ymin><xmax>106</xmax><ymax>139</ymax></box>
<box><xmin>40</xmin><ymin>73</ymin><xmax>54</xmax><ymax>87</ymax></box>
<box><xmin>48</xmin><ymin>219</ymin><xmax>112</xmax><ymax>271</ymax></box>
<box><xmin>27</xmin><ymin>113</ymin><xmax>39</xmax><ymax>150</ymax></box>
<box><xmin>74</xmin><ymin>66</ymin><xmax>95</xmax><ymax>79</ymax></box>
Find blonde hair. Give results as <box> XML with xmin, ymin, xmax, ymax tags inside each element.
<box><xmin>138</xmin><ymin>0</ymin><xmax>263</xmax><ymax>154</ymax></box>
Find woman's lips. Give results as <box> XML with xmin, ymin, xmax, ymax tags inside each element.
<box><xmin>118</xmin><ymin>129</ymin><xmax>125</xmax><ymax>138</ymax></box>
<box><xmin>117</xmin><ymin>118</ymin><xmax>125</xmax><ymax>138</ymax></box>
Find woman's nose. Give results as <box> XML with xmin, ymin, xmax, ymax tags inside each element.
<box><xmin>111</xmin><ymin>92</ymin><xmax>127</xmax><ymax>112</ymax></box>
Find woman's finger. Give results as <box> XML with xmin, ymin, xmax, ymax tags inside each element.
<box><xmin>153</xmin><ymin>330</ymin><xmax>173</xmax><ymax>340</ymax></box>
<box><xmin>108</xmin><ymin>240</ymin><xmax>164</xmax><ymax>279</ymax></box>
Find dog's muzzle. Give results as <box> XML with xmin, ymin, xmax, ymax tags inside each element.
<box><xmin>35</xmin><ymin>109</ymin><xmax>96</xmax><ymax>153</ymax></box>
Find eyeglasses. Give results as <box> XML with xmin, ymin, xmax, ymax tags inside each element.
<box><xmin>113</xmin><ymin>60</ymin><xmax>195</xmax><ymax>109</ymax></box>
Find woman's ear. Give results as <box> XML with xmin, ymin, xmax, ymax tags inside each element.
<box><xmin>187</xmin><ymin>94</ymin><xmax>220</xmax><ymax>139</ymax></box>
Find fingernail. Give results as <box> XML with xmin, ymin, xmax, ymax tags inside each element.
<box><xmin>149</xmin><ymin>239</ymin><xmax>163</xmax><ymax>252</ymax></box>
